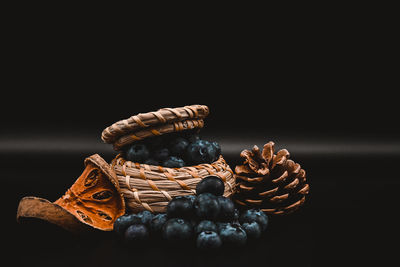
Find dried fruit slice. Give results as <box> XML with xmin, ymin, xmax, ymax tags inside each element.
<box><xmin>16</xmin><ymin>196</ymin><xmax>91</xmax><ymax>233</ymax></box>
<box><xmin>17</xmin><ymin>154</ymin><xmax>125</xmax><ymax>232</ymax></box>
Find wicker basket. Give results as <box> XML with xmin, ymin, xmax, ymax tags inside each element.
<box><xmin>102</xmin><ymin>105</ymin><xmax>236</xmax><ymax>213</ymax></box>
<box><xmin>111</xmin><ymin>154</ymin><xmax>235</xmax><ymax>213</ymax></box>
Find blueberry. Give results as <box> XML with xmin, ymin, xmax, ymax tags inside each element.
<box><xmin>162</xmin><ymin>156</ymin><xmax>185</xmax><ymax>168</ymax></box>
<box><xmin>233</xmin><ymin>209</ymin><xmax>240</xmax><ymax>222</ymax></box>
<box><xmin>125</xmin><ymin>143</ymin><xmax>150</xmax><ymax>163</ymax></box>
<box><xmin>113</xmin><ymin>213</ymin><xmax>143</xmax><ymax>236</ymax></box>
<box><xmin>186</xmin><ymin>140</ymin><xmax>217</xmax><ymax>165</ymax></box>
<box><xmin>196</xmin><ymin>176</ymin><xmax>225</xmax><ymax>196</ymax></box>
<box><xmin>219</xmin><ymin>223</ymin><xmax>247</xmax><ymax>247</ymax></box>
<box><xmin>216</xmin><ymin>222</ymin><xmax>230</xmax><ymax>234</ymax></box>
<box><xmin>184</xmin><ymin>131</ymin><xmax>200</xmax><ymax>143</ymax></box>
<box><xmin>242</xmin><ymin>221</ymin><xmax>262</xmax><ymax>239</ymax></box>
<box><xmin>113</xmin><ymin>214</ymin><xmax>134</xmax><ymax>236</ymax></box>
<box><xmin>196</xmin><ymin>231</ymin><xmax>222</xmax><ymax>250</ymax></box>
<box><xmin>136</xmin><ymin>210</ymin><xmax>154</xmax><ymax>226</ymax></box>
<box><xmin>167</xmin><ymin>196</ymin><xmax>194</xmax><ymax>219</ymax></box>
<box><xmin>211</xmin><ymin>141</ymin><xmax>221</xmax><ymax>161</ymax></box>
<box><xmin>239</xmin><ymin>209</ymin><xmax>269</xmax><ymax>232</ymax></box>
<box><xmin>195</xmin><ymin>220</ymin><xmax>218</xmax><ymax>234</ymax></box>
<box><xmin>152</xmin><ymin>147</ymin><xmax>170</xmax><ymax>162</ymax></box>
<box><xmin>169</xmin><ymin>137</ymin><xmax>189</xmax><ymax>157</ymax></box>
<box><xmin>194</xmin><ymin>193</ymin><xmax>220</xmax><ymax>220</ymax></box>
<box><xmin>144</xmin><ymin>158</ymin><xmax>159</xmax><ymax>165</ymax></box>
<box><xmin>150</xmin><ymin>213</ymin><xmax>168</xmax><ymax>235</ymax></box>
<box><xmin>217</xmin><ymin>196</ymin><xmax>235</xmax><ymax>222</ymax></box>
<box><xmin>181</xmin><ymin>194</ymin><xmax>196</xmax><ymax>204</ymax></box>
<box><xmin>146</xmin><ymin>135</ymin><xmax>167</xmax><ymax>151</ymax></box>
<box><xmin>124</xmin><ymin>224</ymin><xmax>149</xmax><ymax>243</ymax></box>
<box><xmin>162</xmin><ymin>218</ymin><xmax>193</xmax><ymax>241</ymax></box>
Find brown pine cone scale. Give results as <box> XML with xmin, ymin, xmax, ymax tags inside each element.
<box><xmin>234</xmin><ymin>141</ymin><xmax>310</xmax><ymax>215</ymax></box>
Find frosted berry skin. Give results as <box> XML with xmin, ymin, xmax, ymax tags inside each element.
<box><xmin>216</xmin><ymin>222</ymin><xmax>230</xmax><ymax>234</ymax></box>
<box><xmin>217</xmin><ymin>196</ymin><xmax>235</xmax><ymax>222</ymax></box>
<box><xmin>196</xmin><ymin>231</ymin><xmax>222</xmax><ymax>250</ymax></box>
<box><xmin>162</xmin><ymin>218</ymin><xmax>193</xmax><ymax>241</ymax></box>
<box><xmin>144</xmin><ymin>158</ymin><xmax>159</xmax><ymax>166</ymax></box>
<box><xmin>114</xmin><ymin>214</ymin><xmax>133</xmax><ymax>236</ymax></box>
<box><xmin>212</xmin><ymin>141</ymin><xmax>221</xmax><ymax>160</ymax></box>
<box><xmin>194</xmin><ymin>193</ymin><xmax>221</xmax><ymax>221</ymax></box>
<box><xmin>124</xmin><ymin>224</ymin><xmax>149</xmax><ymax>242</ymax></box>
<box><xmin>195</xmin><ymin>220</ymin><xmax>218</xmax><ymax>235</ymax></box>
<box><xmin>239</xmin><ymin>209</ymin><xmax>269</xmax><ymax>232</ymax></box>
<box><xmin>186</xmin><ymin>140</ymin><xmax>217</xmax><ymax>165</ymax></box>
<box><xmin>136</xmin><ymin>210</ymin><xmax>154</xmax><ymax>226</ymax></box>
<box><xmin>181</xmin><ymin>194</ymin><xmax>196</xmax><ymax>204</ymax></box>
<box><xmin>162</xmin><ymin>156</ymin><xmax>185</xmax><ymax>168</ymax></box>
<box><xmin>152</xmin><ymin>147</ymin><xmax>170</xmax><ymax>162</ymax></box>
<box><xmin>185</xmin><ymin>131</ymin><xmax>200</xmax><ymax>143</ymax></box>
<box><xmin>242</xmin><ymin>221</ymin><xmax>262</xmax><ymax>239</ymax></box>
<box><xmin>167</xmin><ymin>196</ymin><xmax>194</xmax><ymax>219</ymax></box>
<box><xmin>196</xmin><ymin>176</ymin><xmax>225</xmax><ymax>196</ymax></box>
<box><xmin>169</xmin><ymin>137</ymin><xmax>189</xmax><ymax>157</ymax></box>
<box><xmin>219</xmin><ymin>223</ymin><xmax>247</xmax><ymax>247</ymax></box>
<box><xmin>125</xmin><ymin>143</ymin><xmax>150</xmax><ymax>163</ymax></box>
<box><xmin>150</xmin><ymin>213</ymin><xmax>168</xmax><ymax>235</ymax></box>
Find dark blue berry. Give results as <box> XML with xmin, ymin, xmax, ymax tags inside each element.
<box><xmin>124</xmin><ymin>224</ymin><xmax>149</xmax><ymax>243</ymax></box>
<box><xmin>181</xmin><ymin>194</ymin><xmax>196</xmax><ymax>204</ymax></box>
<box><xmin>114</xmin><ymin>214</ymin><xmax>134</xmax><ymax>236</ymax></box>
<box><xmin>186</xmin><ymin>140</ymin><xmax>217</xmax><ymax>165</ymax></box>
<box><xmin>114</xmin><ymin>211</ymin><xmax>155</xmax><ymax>237</ymax></box>
<box><xmin>136</xmin><ymin>210</ymin><xmax>154</xmax><ymax>226</ymax></box>
<box><xmin>195</xmin><ymin>220</ymin><xmax>218</xmax><ymax>234</ymax></box>
<box><xmin>211</xmin><ymin>142</ymin><xmax>221</xmax><ymax>161</ymax></box>
<box><xmin>150</xmin><ymin>213</ymin><xmax>168</xmax><ymax>235</ymax></box>
<box><xmin>144</xmin><ymin>158</ymin><xmax>159</xmax><ymax>165</ymax></box>
<box><xmin>196</xmin><ymin>176</ymin><xmax>225</xmax><ymax>196</ymax></box>
<box><xmin>162</xmin><ymin>218</ymin><xmax>193</xmax><ymax>241</ymax></box>
<box><xmin>216</xmin><ymin>222</ymin><xmax>230</xmax><ymax>234</ymax></box>
<box><xmin>219</xmin><ymin>223</ymin><xmax>247</xmax><ymax>247</ymax></box>
<box><xmin>185</xmin><ymin>131</ymin><xmax>200</xmax><ymax>143</ymax></box>
<box><xmin>196</xmin><ymin>231</ymin><xmax>222</xmax><ymax>250</ymax></box>
<box><xmin>146</xmin><ymin>135</ymin><xmax>166</xmax><ymax>151</ymax></box>
<box><xmin>125</xmin><ymin>143</ymin><xmax>150</xmax><ymax>163</ymax></box>
<box><xmin>239</xmin><ymin>209</ymin><xmax>269</xmax><ymax>232</ymax></box>
<box><xmin>162</xmin><ymin>156</ymin><xmax>185</xmax><ymax>168</ymax></box>
<box><xmin>169</xmin><ymin>137</ymin><xmax>189</xmax><ymax>157</ymax></box>
<box><xmin>167</xmin><ymin>196</ymin><xmax>194</xmax><ymax>219</ymax></box>
<box><xmin>194</xmin><ymin>193</ymin><xmax>220</xmax><ymax>220</ymax></box>
<box><xmin>152</xmin><ymin>147</ymin><xmax>170</xmax><ymax>162</ymax></box>
<box><xmin>217</xmin><ymin>196</ymin><xmax>235</xmax><ymax>222</ymax></box>
<box><xmin>233</xmin><ymin>209</ymin><xmax>240</xmax><ymax>222</ymax></box>
<box><xmin>242</xmin><ymin>221</ymin><xmax>262</xmax><ymax>239</ymax></box>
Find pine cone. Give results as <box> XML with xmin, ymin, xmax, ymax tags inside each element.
<box><xmin>233</xmin><ymin>141</ymin><xmax>310</xmax><ymax>215</ymax></box>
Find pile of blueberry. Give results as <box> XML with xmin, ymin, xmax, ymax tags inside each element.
<box><xmin>122</xmin><ymin>131</ymin><xmax>221</xmax><ymax>168</ymax></box>
<box><xmin>113</xmin><ymin>176</ymin><xmax>269</xmax><ymax>250</ymax></box>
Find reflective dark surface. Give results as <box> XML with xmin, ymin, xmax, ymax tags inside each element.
<box><xmin>3</xmin><ymin>21</ymin><xmax>398</xmax><ymax>265</ymax></box>
<box><xmin>4</xmin><ymin>131</ymin><xmax>399</xmax><ymax>266</ymax></box>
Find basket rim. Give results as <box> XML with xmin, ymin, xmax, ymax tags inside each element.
<box><xmin>101</xmin><ymin>105</ymin><xmax>209</xmax><ymax>144</ymax></box>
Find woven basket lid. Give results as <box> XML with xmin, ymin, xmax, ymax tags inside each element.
<box><xmin>101</xmin><ymin>105</ymin><xmax>209</xmax><ymax>150</ymax></box>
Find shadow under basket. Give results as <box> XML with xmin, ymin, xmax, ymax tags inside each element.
<box><xmin>111</xmin><ymin>154</ymin><xmax>236</xmax><ymax>213</ymax></box>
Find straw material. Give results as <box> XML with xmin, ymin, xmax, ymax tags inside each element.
<box><xmin>111</xmin><ymin>154</ymin><xmax>236</xmax><ymax>213</ymax></box>
<box><xmin>112</xmin><ymin>119</ymin><xmax>204</xmax><ymax>151</ymax></box>
<box><xmin>102</xmin><ymin>105</ymin><xmax>209</xmax><ymax>145</ymax></box>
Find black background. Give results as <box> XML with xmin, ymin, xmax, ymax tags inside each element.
<box><xmin>2</xmin><ymin>9</ymin><xmax>399</xmax><ymax>267</ymax></box>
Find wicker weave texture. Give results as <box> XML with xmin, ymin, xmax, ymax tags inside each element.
<box><xmin>112</xmin><ymin>154</ymin><xmax>236</xmax><ymax>213</ymax></box>
<box><xmin>102</xmin><ymin>105</ymin><xmax>209</xmax><ymax>144</ymax></box>
<box><xmin>112</xmin><ymin>119</ymin><xmax>204</xmax><ymax>150</ymax></box>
